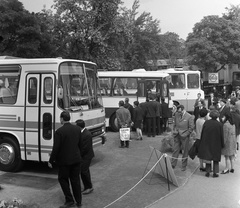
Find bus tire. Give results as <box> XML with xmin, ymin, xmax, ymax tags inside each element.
<box><xmin>109</xmin><ymin>113</ymin><xmax>119</xmax><ymax>132</ymax></box>
<box><xmin>0</xmin><ymin>136</ymin><xmax>23</xmax><ymax>172</ymax></box>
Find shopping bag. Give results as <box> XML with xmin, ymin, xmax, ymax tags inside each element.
<box><xmin>188</xmin><ymin>139</ymin><xmax>200</xmax><ymax>160</ymax></box>
<box><xmin>119</xmin><ymin>127</ymin><xmax>131</xmax><ymax>141</ymax></box>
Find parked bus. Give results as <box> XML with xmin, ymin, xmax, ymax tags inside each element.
<box><xmin>158</xmin><ymin>68</ymin><xmax>204</xmax><ymax>112</ymax></box>
<box><xmin>0</xmin><ymin>58</ymin><xmax>106</xmax><ymax>172</ymax></box>
<box><xmin>98</xmin><ymin>69</ymin><xmax>170</xmax><ymax>131</ymax></box>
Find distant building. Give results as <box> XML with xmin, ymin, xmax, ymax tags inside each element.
<box><xmin>147</xmin><ymin>59</ymin><xmax>187</xmax><ymax>70</ymax></box>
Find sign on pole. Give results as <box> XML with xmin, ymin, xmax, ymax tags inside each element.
<box><xmin>208</xmin><ymin>73</ymin><xmax>219</xmax><ymax>84</ymax></box>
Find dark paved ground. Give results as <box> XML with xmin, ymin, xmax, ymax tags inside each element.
<box><xmin>0</xmin><ymin>131</ymin><xmax>199</xmax><ymax>208</ymax></box>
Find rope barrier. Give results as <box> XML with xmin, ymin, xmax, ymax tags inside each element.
<box><xmin>103</xmin><ymin>151</ymin><xmax>194</xmax><ymax>208</ymax></box>
<box><xmin>145</xmin><ymin>163</ymin><xmax>199</xmax><ymax>208</ymax></box>
<box><xmin>103</xmin><ymin>154</ymin><xmax>165</xmax><ymax>208</ymax></box>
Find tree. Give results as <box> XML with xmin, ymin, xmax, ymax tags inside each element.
<box><xmin>158</xmin><ymin>32</ymin><xmax>186</xmax><ymax>67</ymax></box>
<box><xmin>0</xmin><ymin>0</ymin><xmax>42</xmax><ymax>57</ymax></box>
<box><xmin>186</xmin><ymin>15</ymin><xmax>240</xmax><ymax>72</ymax></box>
<box><xmin>119</xmin><ymin>0</ymin><xmax>162</xmax><ymax>70</ymax></box>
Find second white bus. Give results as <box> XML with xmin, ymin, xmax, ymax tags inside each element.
<box><xmin>98</xmin><ymin>69</ymin><xmax>170</xmax><ymax>131</ymax></box>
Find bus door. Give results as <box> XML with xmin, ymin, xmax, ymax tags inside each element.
<box><xmin>25</xmin><ymin>73</ymin><xmax>55</xmax><ymax>162</ymax></box>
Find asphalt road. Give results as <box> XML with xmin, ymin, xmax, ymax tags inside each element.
<box><xmin>0</xmin><ymin>131</ymin><xmax>198</xmax><ymax>208</ymax></box>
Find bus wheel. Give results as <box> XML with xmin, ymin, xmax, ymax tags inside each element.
<box><xmin>0</xmin><ymin>137</ymin><xmax>23</xmax><ymax>172</ymax></box>
<box><xmin>109</xmin><ymin>113</ymin><xmax>119</xmax><ymax>132</ymax></box>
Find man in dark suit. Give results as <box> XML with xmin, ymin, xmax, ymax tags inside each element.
<box><xmin>218</xmin><ymin>99</ymin><xmax>230</xmax><ymax>123</ymax></box>
<box><xmin>160</xmin><ymin>97</ymin><xmax>169</xmax><ymax>133</ymax></box>
<box><xmin>49</xmin><ymin>111</ymin><xmax>82</xmax><ymax>208</ymax></box>
<box><xmin>124</xmin><ymin>97</ymin><xmax>134</xmax><ymax>119</ymax></box>
<box><xmin>145</xmin><ymin>95</ymin><xmax>158</xmax><ymax>137</ymax></box>
<box><xmin>76</xmin><ymin>119</ymin><xmax>94</xmax><ymax>195</ymax></box>
<box><xmin>171</xmin><ymin>105</ymin><xmax>194</xmax><ymax>171</ymax></box>
<box><xmin>193</xmin><ymin>100</ymin><xmax>207</xmax><ymax>124</ymax></box>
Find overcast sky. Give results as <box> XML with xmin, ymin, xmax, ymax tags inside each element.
<box><xmin>20</xmin><ymin>0</ymin><xmax>240</xmax><ymax>40</ymax></box>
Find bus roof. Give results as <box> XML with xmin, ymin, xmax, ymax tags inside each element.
<box><xmin>157</xmin><ymin>69</ymin><xmax>201</xmax><ymax>74</ymax></box>
<box><xmin>98</xmin><ymin>70</ymin><xmax>169</xmax><ymax>78</ymax></box>
<box><xmin>0</xmin><ymin>58</ymin><xmax>96</xmax><ymax>66</ymax></box>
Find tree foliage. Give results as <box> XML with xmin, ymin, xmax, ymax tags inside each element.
<box><xmin>0</xmin><ymin>0</ymin><xmax>186</xmax><ymax>70</ymax></box>
<box><xmin>186</xmin><ymin>9</ymin><xmax>240</xmax><ymax>72</ymax></box>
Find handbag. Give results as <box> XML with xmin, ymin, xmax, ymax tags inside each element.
<box><xmin>188</xmin><ymin>139</ymin><xmax>200</xmax><ymax>160</ymax></box>
<box><xmin>119</xmin><ymin>127</ymin><xmax>131</xmax><ymax>141</ymax></box>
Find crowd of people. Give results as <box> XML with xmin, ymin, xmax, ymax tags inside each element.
<box><xmin>173</xmin><ymin>90</ymin><xmax>239</xmax><ymax>178</ymax></box>
<box><xmin>49</xmin><ymin>87</ymin><xmax>240</xmax><ymax>207</ymax></box>
<box><xmin>116</xmin><ymin>96</ymin><xmax>171</xmax><ymax>148</ymax></box>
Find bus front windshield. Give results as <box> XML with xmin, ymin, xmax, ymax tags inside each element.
<box><xmin>58</xmin><ymin>62</ymin><xmax>103</xmax><ymax>111</ymax></box>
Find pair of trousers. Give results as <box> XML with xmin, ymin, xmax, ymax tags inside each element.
<box><xmin>206</xmin><ymin>161</ymin><xmax>219</xmax><ymax>174</ymax></box>
<box><xmin>81</xmin><ymin>159</ymin><xmax>93</xmax><ymax>190</ymax></box>
<box><xmin>146</xmin><ymin>117</ymin><xmax>156</xmax><ymax>136</ymax></box>
<box><xmin>156</xmin><ymin>117</ymin><xmax>161</xmax><ymax>134</ymax></box>
<box><xmin>161</xmin><ymin>117</ymin><xmax>168</xmax><ymax>132</ymax></box>
<box><xmin>171</xmin><ymin>134</ymin><xmax>190</xmax><ymax>168</ymax></box>
<box><xmin>58</xmin><ymin>162</ymin><xmax>82</xmax><ymax>204</ymax></box>
<box><xmin>120</xmin><ymin>140</ymin><xmax>129</xmax><ymax>147</ymax></box>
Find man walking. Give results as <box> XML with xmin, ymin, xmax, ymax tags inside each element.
<box><xmin>49</xmin><ymin>111</ymin><xmax>82</xmax><ymax>208</ymax></box>
<box><xmin>171</xmin><ymin>105</ymin><xmax>194</xmax><ymax>171</ymax></box>
<box><xmin>76</xmin><ymin>119</ymin><xmax>94</xmax><ymax>195</ymax></box>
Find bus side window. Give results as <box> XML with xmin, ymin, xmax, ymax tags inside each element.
<box><xmin>43</xmin><ymin>77</ymin><xmax>53</xmax><ymax>104</ymax></box>
<box><xmin>28</xmin><ymin>78</ymin><xmax>37</xmax><ymax>104</ymax></box>
<box><xmin>187</xmin><ymin>74</ymin><xmax>199</xmax><ymax>89</ymax></box>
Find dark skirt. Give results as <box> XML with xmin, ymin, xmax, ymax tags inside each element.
<box><xmin>134</xmin><ymin>120</ymin><xmax>142</xmax><ymax>129</ymax></box>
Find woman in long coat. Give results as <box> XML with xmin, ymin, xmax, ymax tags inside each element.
<box><xmin>221</xmin><ymin>98</ymin><xmax>240</xmax><ymax>174</ymax></box>
<box><xmin>198</xmin><ymin>110</ymin><xmax>224</xmax><ymax>178</ymax></box>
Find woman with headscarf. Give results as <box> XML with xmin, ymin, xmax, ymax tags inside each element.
<box><xmin>198</xmin><ymin>110</ymin><xmax>224</xmax><ymax>178</ymax></box>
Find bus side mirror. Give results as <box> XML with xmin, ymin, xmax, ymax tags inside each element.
<box><xmin>58</xmin><ymin>87</ymin><xmax>63</xmax><ymax>99</ymax></box>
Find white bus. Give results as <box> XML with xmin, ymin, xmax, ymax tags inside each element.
<box><xmin>158</xmin><ymin>68</ymin><xmax>204</xmax><ymax>112</ymax></box>
<box><xmin>0</xmin><ymin>58</ymin><xmax>106</xmax><ymax>172</ymax></box>
<box><xmin>98</xmin><ymin>69</ymin><xmax>170</xmax><ymax>131</ymax></box>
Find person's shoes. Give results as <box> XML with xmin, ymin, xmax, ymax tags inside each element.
<box><xmin>199</xmin><ymin>167</ymin><xmax>206</xmax><ymax>172</ymax></box>
<box><xmin>181</xmin><ymin>167</ymin><xmax>186</xmax><ymax>171</ymax></box>
<box><xmin>76</xmin><ymin>203</ymin><xmax>82</xmax><ymax>208</ymax></box>
<box><xmin>140</xmin><ymin>137</ymin><xmax>143</xmax><ymax>140</ymax></box>
<box><xmin>230</xmin><ymin>169</ymin><xmax>234</xmax><ymax>173</ymax></box>
<box><xmin>205</xmin><ymin>172</ymin><xmax>210</xmax><ymax>177</ymax></box>
<box><xmin>147</xmin><ymin>135</ymin><xmax>151</xmax><ymax>137</ymax></box>
<box><xmin>152</xmin><ymin>135</ymin><xmax>155</xmax><ymax>137</ymax></box>
<box><xmin>172</xmin><ymin>165</ymin><xmax>175</xmax><ymax>169</ymax></box>
<box><xmin>119</xmin><ymin>146</ymin><xmax>124</xmax><ymax>148</ymax></box>
<box><xmin>82</xmin><ymin>188</ymin><xmax>94</xmax><ymax>195</ymax></box>
<box><xmin>125</xmin><ymin>146</ymin><xmax>129</xmax><ymax>148</ymax></box>
<box><xmin>213</xmin><ymin>173</ymin><xmax>219</xmax><ymax>178</ymax></box>
<box><xmin>59</xmin><ymin>202</ymin><xmax>75</xmax><ymax>208</ymax></box>
<box><xmin>221</xmin><ymin>169</ymin><xmax>229</xmax><ymax>174</ymax></box>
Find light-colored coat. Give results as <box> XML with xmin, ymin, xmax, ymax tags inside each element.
<box><xmin>173</xmin><ymin>111</ymin><xmax>194</xmax><ymax>138</ymax></box>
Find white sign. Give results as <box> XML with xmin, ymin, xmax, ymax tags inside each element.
<box><xmin>208</xmin><ymin>73</ymin><xmax>219</xmax><ymax>83</ymax></box>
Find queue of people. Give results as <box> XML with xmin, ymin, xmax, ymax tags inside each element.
<box><xmin>187</xmin><ymin>91</ymin><xmax>240</xmax><ymax>178</ymax></box>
